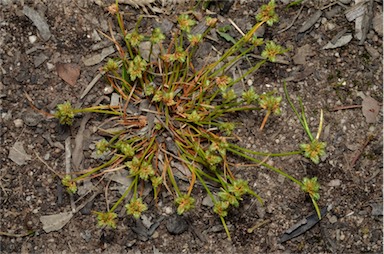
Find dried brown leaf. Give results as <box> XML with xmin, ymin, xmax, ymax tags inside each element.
<box><xmin>362</xmin><ymin>95</ymin><xmax>380</xmax><ymax>123</ymax></box>
<box><xmin>56</xmin><ymin>63</ymin><xmax>80</xmax><ymax>86</ymax></box>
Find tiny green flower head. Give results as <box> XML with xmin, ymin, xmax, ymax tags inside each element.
<box><xmin>125</xmin><ymin>31</ymin><xmax>144</xmax><ymax>47</ymax></box>
<box><xmin>144</xmin><ymin>83</ymin><xmax>155</xmax><ymax>96</ymax></box>
<box><xmin>218</xmin><ymin>190</ymin><xmax>239</xmax><ymax>207</ymax></box>
<box><xmin>222</xmin><ymin>89</ymin><xmax>237</xmax><ymax>102</ymax></box>
<box><xmin>162</xmin><ymin>91</ymin><xmax>176</xmax><ymax>106</ymax></box>
<box><xmin>128</xmin><ymin>55</ymin><xmax>147</xmax><ymax>81</ymax></box>
<box><xmin>187</xmin><ymin>34</ymin><xmax>203</xmax><ymax>46</ymax></box>
<box><xmin>175</xmin><ymin>195</ymin><xmax>195</xmax><ymax>215</ymax></box>
<box><xmin>95</xmin><ymin>139</ymin><xmax>110</xmax><ymax>156</ymax></box>
<box><xmin>116</xmin><ymin>141</ymin><xmax>135</xmax><ymax>157</ymax></box>
<box><xmin>174</xmin><ymin>46</ymin><xmax>187</xmax><ymax>63</ymax></box>
<box><xmin>125</xmin><ymin>198</ymin><xmax>148</xmax><ymax>219</ymax></box>
<box><xmin>259</xmin><ymin>94</ymin><xmax>282</xmax><ymax>114</ymax></box>
<box><xmin>150</xmin><ymin>28</ymin><xmax>165</xmax><ymax>44</ymax></box>
<box><xmin>94</xmin><ymin>211</ymin><xmax>118</xmax><ymax>229</ymax></box>
<box><xmin>256</xmin><ymin>0</ymin><xmax>279</xmax><ymax>26</ymax></box>
<box><xmin>62</xmin><ymin>175</ymin><xmax>77</xmax><ymax>194</ymax></box>
<box><xmin>301</xmin><ymin>177</ymin><xmax>320</xmax><ymax>201</ymax></box>
<box><xmin>242</xmin><ymin>87</ymin><xmax>259</xmax><ymax>104</ymax></box>
<box><xmin>213</xmin><ymin>201</ymin><xmax>229</xmax><ymax>217</ymax></box>
<box><xmin>55</xmin><ymin>101</ymin><xmax>75</xmax><ymax>125</ymax></box>
<box><xmin>186</xmin><ymin>110</ymin><xmax>203</xmax><ymax>122</ymax></box>
<box><xmin>205</xmin><ymin>150</ymin><xmax>222</xmax><ymax>166</ymax></box>
<box><xmin>139</xmin><ymin>160</ymin><xmax>155</xmax><ymax>180</ymax></box>
<box><xmin>125</xmin><ymin>156</ymin><xmax>141</xmax><ymax>175</ymax></box>
<box><xmin>161</xmin><ymin>53</ymin><xmax>176</xmax><ymax>63</ymax></box>
<box><xmin>103</xmin><ymin>58</ymin><xmax>119</xmax><ymax>72</ymax></box>
<box><xmin>261</xmin><ymin>41</ymin><xmax>285</xmax><ymax>62</ymax></box>
<box><xmin>216</xmin><ymin>75</ymin><xmax>232</xmax><ymax>91</ymax></box>
<box><xmin>205</xmin><ymin>16</ymin><xmax>218</xmax><ymax>27</ymax></box>
<box><xmin>249</xmin><ymin>36</ymin><xmax>264</xmax><ymax>47</ymax></box>
<box><xmin>218</xmin><ymin>138</ymin><xmax>229</xmax><ymax>156</ymax></box>
<box><xmin>151</xmin><ymin>176</ymin><xmax>163</xmax><ymax>188</ymax></box>
<box><xmin>228</xmin><ymin>179</ymin><xmax>249</xmax><ymax>199</ymax></box>
<box><xmin>300</xmin><ymin>140</ymin><xmax>327</xmax><ymax>164</ymax></box>
<box><xmin>177</xmin><ymin>14</ymin><xmax>196</xmax><ymax>33</ymax></box>
<box><xmin>218</xmin><ymin>122</ymin><xmax>236</xmax><ymax>136</ymax></box>
<box><xmin>152</xmin><ymin>90</ymin><xmax>163</xmax><ymax>102</ymax></box>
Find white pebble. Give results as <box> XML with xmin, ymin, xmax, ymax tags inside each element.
<box><xmin>328</xmin><ymin>179</ymin><xmax>341</xmax><ymax>187</ymax></box>
<box><xmin>44</xmin><ymin>153</ymin><xmax>50</xmax><ymax>160</ymax></box>
<box><xmin>14</xmin><ymin>118</ymin><xmax>24</xmax><ymax>128</ymax></box>
<box><xmin>164</xmin><ymin>206</ymin><xmax>173</xmax><ymax>215</ymax></box>
<box><xmin>46</xmin><ymin>62</ymin><xmax>55</xmax><ymax>70</ymax></box>
<box><xmin>328</xmin><ymin>215</ymin><xmax>337</xmax><ymax>224</ymax></box>
<box><xmin>29</xmin><ymin>35</ymin><xmax>37</xmax><ymax>44</ymax></box>
<box><xmin>103</xmin><ymin>86</ymin><xmax>114</xmax><ymax>95</ymax></box>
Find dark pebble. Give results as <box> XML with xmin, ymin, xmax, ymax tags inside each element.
<box><xmin>166</xmin><ymin>214</ymin><xmax>188</xmax><ymax>235</ymax></box>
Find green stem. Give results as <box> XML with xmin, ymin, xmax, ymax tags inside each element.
<box><xmin>311</xmin><ymin>197</ymin><xmax>322</xmax><ymax>219</ymax></box>
<box><xmin>247</xmin><ymin>189</ymin><xmax>264</xmax><ymax>205</ymax></box>
<box><xmin>208</xmin><ymin>46</ymin><xmax>254</xmax><ymax>79</ymax></box>
<box><xmin>75</xmin><ymin>109</ymin><xmax>123</xmax><ymax>116</ymax></box>
<box><xmin>227</xmin><ymin>147</ymin><xmax>303</xmax><ymax>187</ymax></box>
<box><xmin>204</xmin><ymin>21</ymin><xmax>265</xmax><ymax>77</ymax></box>
<box><xmin>283</xmin><ymin>81</ymin><xmax>314</xmax><ymax>141</ymax></box>
<box><xmin>110</xmin><ymin>175</ymin><xmax>138</xmax><ymax>212</ymax></box>
<box><xmin>195</xmin><ymin>170</ymin><xmax>216</xmax><ymax>202</ymax></box>
<box><xmin>220</xmin><ymin>216</ymin><xmax>231</xmax><ymax>241</ymax></box>
<box><xmin>230</xmin><ymin>144</ymin><xmax>301</xmax><ymax>157</ymax></box>
<box><xmin>167</xmin><ymin>164</ymin><xmax>181</xmax><ymax>196</ymax></box>
<box><xmin>230</xmin><ymin>59</ymin><xmax>267</xmax><ymax>85</ymax></box>
<box><xmin>72</xmin><ymin>155</ymin><xmax>121</xmax><ymax>182</ymax></box>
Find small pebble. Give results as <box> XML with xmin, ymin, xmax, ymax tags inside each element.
<box><xmin>152</xmin><ymin>231</ymin><xmax>159</xmax><ymax>239</ymax></box>
<box><xmin>328</xmin><ymin>215</ymin><xmax>338</xmax><ymax>224</ymax></box>
<box><xmin>328</xmin><ymin>179</ymin><xmax>341</xmax><ymax>187</ymax></box>
<box><xmin>43</xmin><ymin>153</ymin><xmax>50</xmax><ymax>160</ymax></box>
<box><xmin>103</xmin><ymin>86</ymin><xmax>114</xmax><ymax>95</ymax></box>
<box><xmin>166</xmin><ymin>215</ymin><xmax>188</xmax><ymax>235</ymax></box>
<box><xmin>14</xmin><ymin>118</ymin><xmax>24</xmax><ymax>128</ymax></box>
<box><xmin>23</xmin><ymin>111</ymin><xmax>41</xmax><ymax>127</ymax></box>
<box><xmin>164</xmin><ymin>206</ymin><xmax>173</xmax><ymax>215</ymax></box>
<box><xmin>202</xmin><ymin>196</ymin><xmax>214</xmax><ymax>207</ymax></box>
<box><xmin>29</xmin><ymin>35</ymin><xmax>37</xmax><ymax>43</ymax></box>
<box><xmin>46</xmin><ymin>62</ymin><xmax>55</xmax><ymax>70</ymax></box>
<box><xmin>141</xmin><ymin>214</ymin><xmax>152</xmax><ymax>229</ymax></box>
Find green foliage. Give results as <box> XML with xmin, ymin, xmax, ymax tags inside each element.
<box><xmin>94</xmin><ymin>211</ymin><xmax>118</xmax><ymax>228</ymax></box>
<box><xmin>300</xmin><ymin>140</ymin><xmax>327</xmax><ymax>164</ymax></box>
<box><xmin>55</xmin><ymin>101</ymin><xmax>74</xmax><ymax>125</ymax></box>
<box><xmin>53</xmin><ymin>1</ymin><xmax>325</xmax><ymax>239</ymax></box>
<box><xmin>125</xmin><ymin>198</ymin><xmax>148</xmax><ymax>219</ymax></box>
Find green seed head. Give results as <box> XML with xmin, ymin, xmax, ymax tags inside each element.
<box><xmin>55</xmin><ymin>101</ymin><xmax>75</xmax><ymax>125</ymax></box>
<box><xmin>125</xmin><ymin>31</ymin><xmax>144</xmax><ymax>47</ymax></box>
<box><xmin>94</xmin><ymin>211</ymin><xmax>117</xmax><ymax>229</ymax></box>
<box><xmin>150</xmin><ymin>28</ymin><xmax>165</xmax><ymax>44</ymax></box>
<box><xmin>301</xmin><ymin>177</ymin><xmax>321</xmax><ymax>200</ymax></box>
<box><xmin>125</xmin><ymin>198</ymin><xmax>148</xmax><ymax>219</ymax></box>
<box><xmin>103</xmin><ymin>59</ymin><xmax>119</xmax><ymax>72</ymax></box>
<box><xmin>256</xmin><ymin>0</ymin><xmax>279</xmax><ymax>26</ymax></box>
<box><xmin>213</xmin><ymin>201</ymin><xmax>229</xmax><ymax>217</ymax></box>
<box><xmin>177</xmin><ymin>14</ymin><xmax>196</xmax><ymax>33</ymax></box>
<box><xmin>175</xmin><ymin>195</ymin><xmax>195</xmax><ymax>215</ymax></box>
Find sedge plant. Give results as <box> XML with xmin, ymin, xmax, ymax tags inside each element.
<box><xmin>54</xmin><ymin>0</ymin><xmax>325</xmax><ymax>240</ymax></box>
